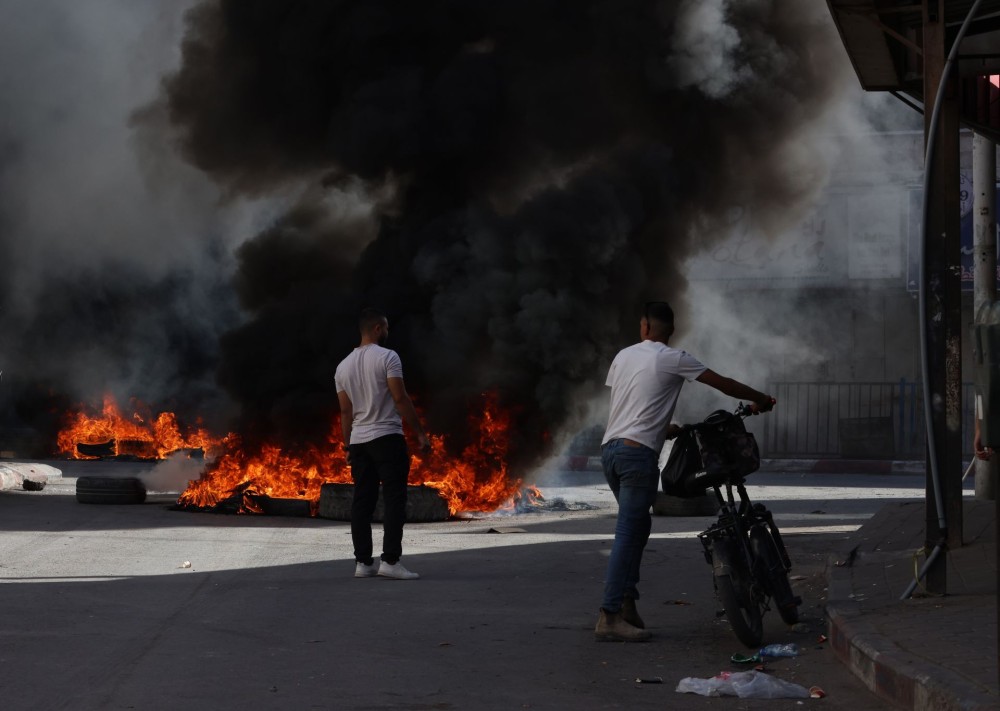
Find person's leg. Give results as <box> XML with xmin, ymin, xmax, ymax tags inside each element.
<box><xmin>370</xmin><ymin>434</ymin><xmax>409</xmax><ymax>564</ymax></box>
<box><xmin>350</xmin><ymin>443</ymin><xmax>380</xmax><ymax>565</ymax></box>
<box><xmin>600</xmin><ymin>441</ymin><xmax>623</xmax><ymax>609</ymax></box>
<box><xmin>595</xmin><ymin>440</ymin><xmax>655</xmax><ymax>640</ymax></box>
<box><xmin>623</xmin><ymin>464</ymin><xmax>659</xmax><ymax>602</ymax></box>
<box><xmin>602</xmin><ymin>442</ymin><xmax>621</xmax><ymax>501</ymax></box>
<box><xmin>601</xmin><ymin>444</ymin><xmax>658</xmax><ymax>614</ymax></box>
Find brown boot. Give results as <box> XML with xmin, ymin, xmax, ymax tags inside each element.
<box><xmin>621</xmin><ymin>596</ymin><xmax>644</xmax><ymax>629</ymax></box>
<box><xmin>594</xmin><ymin>608</ymin><xmax>651</xmax><ymax>642</ymax></box>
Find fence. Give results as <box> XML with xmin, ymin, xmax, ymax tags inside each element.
<box><xmin>762</xmin><ymin>380</ymin><xmax>976</xmax><ymax>459</ymax></box>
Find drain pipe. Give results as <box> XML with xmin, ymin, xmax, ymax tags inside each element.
<box><xmin>902</xmin><ymin>0</ymin><xmax>985</xmax><ymax>601</ymax></box>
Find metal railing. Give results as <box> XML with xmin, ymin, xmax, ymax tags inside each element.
<box><xmin>762</xmin><ymin>380</ymin><xmax>975</xmax><ymax>459</ymax></box>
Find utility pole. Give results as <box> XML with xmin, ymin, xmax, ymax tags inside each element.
<box><xmin>921</xmin><ymin>0</ymin><xmax>964</xmax><ymax>593</ymax></box>
<box><xmin>973</xmin><ymin>132</ymin><xmax>998</xmax><ymax>500</ymax></box>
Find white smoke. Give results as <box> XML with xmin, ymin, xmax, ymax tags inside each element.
<box><xmin>0</xmin><ymin>1</ymin><xmax>385</xmax><ymax>420</ymax></box>
<box><xmin>0</xmin><ymin>1</ymin><xmax>229</xmax><ymax>410</ymax></box>
<box><xmin>673</xmin><ymin>87</ymin><xmax>923</xmax><ymax>431</ymax></box>
<box><xmin>141</xmin><ymin>450</ymin><xmax>206</xmax><ymax>493</ymax></box>
<box><xmin>0</xmin><ymin>2</ymin><xmax>199</xmax><ymax>307</ymax></box>
<box><xmin>543</xmin><ymin>33</ymin><xmax>925</xmax><ymax>465</ymax></box>
<box><xmin>665</xmin><ymin>0</ymin><xmax>747</xmax><ymax>99</ymax></box>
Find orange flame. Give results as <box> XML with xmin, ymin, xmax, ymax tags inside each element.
<box><xmin>174</xmin><ymin>392</ymin><xmax>529</xmax><ymax>515</ymax></box>
<box><xmin>413</xmin><ymin>394</ymin><xmax>527</xmax><ymax>513</ymax></box>
<box><xmin>56</xmin><ymin>395</ymin><xmax>222</xmax><ymax>460</ymax></box>
<box><xmin>59</xmin><ymin>393</ymin><xmax>531</xmax><ymax>516</ymax></box>
<box><xmin>176</xmin><ymin>435</ymin><xmax>346</xmax><ymax>515</ymax></box>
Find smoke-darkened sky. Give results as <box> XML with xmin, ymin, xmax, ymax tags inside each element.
<box><xmin>0</xmin><ymin>0</ymin><xmax>901</xmax><ymax>467</ymax></box>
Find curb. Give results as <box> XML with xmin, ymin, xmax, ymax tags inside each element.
<box><xmin>826</xmin><ymin>556</ymin><xmax>998</xmax><ymax>711</ymax></box>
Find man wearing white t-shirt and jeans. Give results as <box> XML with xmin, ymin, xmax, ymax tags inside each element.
<box><xmin>595</xmin><ymin>301</ymin><xmax>775</xmax><ymax>641</ymax></box>
<box><xmin>336</xmin><ymin>308</ymin><xmax>431</xmax><ymax>581</ymax></box>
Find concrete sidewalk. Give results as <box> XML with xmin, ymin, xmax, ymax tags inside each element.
<box><xmin>826</xmin><ymin>496</ymin><xmax>999</xmax><ymax>710</ymax></box>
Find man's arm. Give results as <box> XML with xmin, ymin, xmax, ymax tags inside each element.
<box><xmin>975</xmin><ymin>417</ymin><xmax>992</xmax><ymax>460</ymax></box>
<box><xmin>337</xmin><ymin>390</ymin><xmax>354</xmax><ymax>451</ymax></box>
<box><xmin>695</xmin><ymin>369</ymin><xmax>775</xmax><ymax>412</ymax></box>
<box><xmin>387</xmin><ymin>377</ymin><xmax>431</xmax><ymax>450</ymax></box>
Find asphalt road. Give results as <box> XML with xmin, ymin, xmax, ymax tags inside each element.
<box><xmin>0</xmin><ymin>460</ymin><xmax>936</xmax><ymax>710</ymax></box>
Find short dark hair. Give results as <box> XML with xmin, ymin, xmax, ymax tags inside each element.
<box><xmin>644</xmin><ymin>301</ymin><xmax>674</xmax><ymax>328</ymax></box>
<box><xmin>359</xmin><ymin>307</ymin><xmax>387</xmax><ymax>332</ymax></box>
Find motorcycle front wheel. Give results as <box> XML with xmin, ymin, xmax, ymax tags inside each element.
<box><xmin>750</xmin><ymin>525</ymin><xmax>800</xmax><ymax>625</ymax></box>
<box><xmin>712</xmin><ymin>540</ymin><xmax>764</xmax><ymax>648</ymax></box>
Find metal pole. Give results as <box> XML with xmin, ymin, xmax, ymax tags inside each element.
<box><xmin>918</xmin><ymin>0</ymin><xmax>954</xmax><ymax>593</ymax></box>
<box><xmin>973</xmin><ymin>131</ymin><xmax>998</xmax><ymax>500</ymax></box>
<box><xmin>906</xmin><ymin>0</ymin><xmax>985</xmax><ymax>599</ymax></box>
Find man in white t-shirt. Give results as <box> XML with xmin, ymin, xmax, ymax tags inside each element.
<box><xmin>595</xmin><ymin>301</ymin><xmax>775</xmax><ymax>641</ymax></box>
<box><xmin>336</xmin><ymin>308</ymin><xmax>431</xmax><ymax>581</ymax></box>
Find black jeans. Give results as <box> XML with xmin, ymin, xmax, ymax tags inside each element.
<box><xmin>349</xmin><ymin>433</ymin><xmax>410</xmax><ymax>565</ymax></box>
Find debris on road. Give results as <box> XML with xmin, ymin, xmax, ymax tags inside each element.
<box><xmin>676</xmin><ymin>670</ymin><xmax>811</xmax><ymax>699</ymax></box>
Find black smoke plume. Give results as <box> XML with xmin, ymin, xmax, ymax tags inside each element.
<box><xmin>143</xmin><ymin>0</ymin><xmax>849</xmax><ymax>470</ymax></box>
<box><xmin>0</xmin><ymin>2</ymin><xmax>848</xmax><ymax>466</ymax></box>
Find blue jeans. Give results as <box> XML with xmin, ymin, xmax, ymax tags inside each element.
<box><xmin>601</xmin><ymin>439</ymin><xmax>660</xmax><ymax>613</ymax></box>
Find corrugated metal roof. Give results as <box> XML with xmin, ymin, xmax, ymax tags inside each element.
<box><xmin>826</xmin><ymin>0</ymin><xmax>1000</xmax><ymax>140</ymax></box>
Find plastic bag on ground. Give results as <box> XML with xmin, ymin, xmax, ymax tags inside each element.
<box><xmin>732</xmin><ymin>671</ymin><xmax>810</xmax><ymax>699</ymax></box>
<box><xmin>759</xmin><ymin>642</ymin><xmax>800</xmax><ymax>658</ymax></box>
<box><xmin>676</xmin><ymin>670</ymin><xmax>810</xmax><ymax>699</ymax></box>
<box><xmin>675</xmin><ymin>673</ymin><xmax>734</xmax><ymax>697</ymax></box>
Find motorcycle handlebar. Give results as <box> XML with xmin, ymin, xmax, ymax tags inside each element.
<box><xmin>737</xmin><ymin>398</ymin><xmax>776</xmax><ymax>417</ymax></box>
<box><xmin>671</xmin><ymin>399</ymin><xmax>776</xmax><ymax>434</ymax></box>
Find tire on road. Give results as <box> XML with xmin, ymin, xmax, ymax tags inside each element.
<box><xmin>317</xmin><ymin>483</ymin><xmax>450</xmax><ymax>522</ymax></box>
<box><xmin>75</xmin><ymin>476</ymin><xmax>147</xmax><ymax>505</ymax></box>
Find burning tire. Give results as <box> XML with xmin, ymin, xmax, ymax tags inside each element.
<box><xmin>652</xmin><ymin>491</ymin><xmax>719</xmax><ymax>517</ymax></box>
<box><xmin>75</xmin><ymin>476</ymin><xmax>147</xmax><ymax>505</ymax></box>
<box><xmin>318</xmin><ymin>483</ymin><xmax>450</xmax><ymax>523</ymax></box>
<box><xmin>258</xmin><ymin>497</ymin><xmax>312</xmax><ymax>517</ymax></box>
<box><xmin>76</xmin><ymin>440</ymin><xmax>115</xmax><ymax>458</ymax></box>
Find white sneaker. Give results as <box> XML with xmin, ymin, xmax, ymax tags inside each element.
<box><xmin>377</xmin><ymin>560</ymin><xmax>420</xmax><ymax>580</ymax></box>
<box><xmin>354</xmin><ymin>560</ymin><xmax>379</xmax><ymax>578</ymax></box>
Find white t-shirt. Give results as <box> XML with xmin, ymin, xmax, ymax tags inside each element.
<box><xmin>601</xmin><ymin>340</ymin><xmax>707</xmax><ymax>452</ymax></box>
<box><xmin>334</xmin><ymin>344</ymin><xmax>404</xmax><ymax>444</ymax></box>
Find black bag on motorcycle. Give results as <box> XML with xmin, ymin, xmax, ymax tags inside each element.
<box><xmin>697</xmin><ymin>410</ymin><xmax>761</xmax><ymax>481</ymax></box>
<box><xmin>660</xmin><ymin>429</ymin><xmax>704</xmax><ymax>498</ymax></box>
<box><xmin>660</xmin><ymin>410</ymin><xmax>761</xmax><ymax>497</ymax></box>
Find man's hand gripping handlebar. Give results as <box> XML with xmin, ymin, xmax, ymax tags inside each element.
<box><xmin>737</xmin><ymin>397</ymin><xmax>777</xmax><ymax>417</ymax></box>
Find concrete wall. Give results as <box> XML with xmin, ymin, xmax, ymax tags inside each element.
<box><xmin>686</xmin><ymin>130</ymin><xmax>994</xmax><ymax>390</ymax></box>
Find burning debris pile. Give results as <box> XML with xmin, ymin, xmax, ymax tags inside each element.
<box><xmin>57</xmin><ymin>395</ymin><xmax>220</xmax><ymax>461</ymax></box>
<box><xmin>58</xmin><ymin>392</ymin><xmax>535</xmax><ymax>516</ymax></box>
<box><xmin>179</xmin><ymin>391</ymin><xmax>535</xmax><ymax>516</ymax></box>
